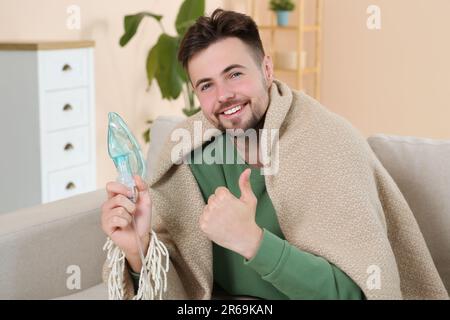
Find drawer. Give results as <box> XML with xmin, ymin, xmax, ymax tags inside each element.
<box><xmin>39</xmin><ymin>48</ymin><xmax>90</xmax><ymax>90</ymax></box>
<box><xmin>47</xmin><ymin>165</ymin><xmax>94</xmax><ymax>202</ymax></box>
<box><xmin>43</xmin><ymin>88</ymin><xmax>90</xmax><ymax>132</ymax></box>
<box><xmin>45</xmin><ymin>126</ymin><xmax>91</xmax><ymax>171</ymax></box>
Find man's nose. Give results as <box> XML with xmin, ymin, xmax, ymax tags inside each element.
<box><xmin>217</xmin><ymin>83</ymin><xmax>235</xmax><ymax>104</ymax></box>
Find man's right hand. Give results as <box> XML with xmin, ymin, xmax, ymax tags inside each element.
<box><xmin>101</xmin><ymin>175</ymin><xmax>152</xmax><ymax>272</ymax></box>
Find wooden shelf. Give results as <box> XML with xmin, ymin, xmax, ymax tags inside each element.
<box><xmin>303</xmin><ymin>67</ymin><xmax>318</xmax><ymax>74</ymax></box>
<box><xmin>275</xmin><ymin>67</ymin><xmax>318</xmax><ymax>74</ymax></box>
<box><xmin>248</xmin><ymin>0</ymin><xmax>323</xmax><ymax>100</ymax></box>
<box><xmin>303</xmin><ymin>25</ymin><xmax>321</xmax><ymax>32</ymax></box>
<box><xmin>258</xmin><ymin>25</ymin><xmax>297</xmax><ymax>30</ymax></box>
<box><xmin>0</xmin><ymin>41</ymin><xmax>95</xmax><ymax>51</ymax></box>
<box><xmin>258</xmin><ymin>24</ymin><xmax>320</xmax><ymax>32</ymax></box>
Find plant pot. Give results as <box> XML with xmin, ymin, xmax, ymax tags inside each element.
<box><xmin>276</xmin><ymin>10</ymin><xmax>290</xmax><ymax>26</ymax></box>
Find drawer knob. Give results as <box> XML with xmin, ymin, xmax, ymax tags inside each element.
<box><xmin>62</xmin><ymin>64</ymin><xmax>72</xmax><ymax>72</ymax></box>
<box><xmin>65</xmin><ymin>182</ymin><xmax>76</xmax><ymax>190</ymax></box>
<box><xmin>63</xmin><ymin>104</ymin><xmax>73</xmax><ymax>112</ymax></box>
<box><xmin>64</xmin><ymin>143</ymin><xmax>74</xmax><ymax>151</ymax></box>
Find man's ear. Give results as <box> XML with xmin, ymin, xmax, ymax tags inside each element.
<box><xmin>262</xmin><ymin>55</ymin><xmax>274</xmax><ymax>87</ymax></box>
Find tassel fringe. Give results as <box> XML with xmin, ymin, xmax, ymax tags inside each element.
<box><xmin>102</xmin><ymin>230</ymin><xmax>170</xmax><ymax>300</ymax></box>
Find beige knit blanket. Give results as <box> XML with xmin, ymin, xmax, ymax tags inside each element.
<box><xmin>103</xmin><ymin>79</ymin><xmax>448</xmax><ymax>300</ymax></box>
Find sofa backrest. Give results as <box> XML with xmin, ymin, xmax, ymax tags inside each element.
<box><xmin>368</xmin><ymin>134</ymin><xmax>450</xmax><ymax>293</ymax></box>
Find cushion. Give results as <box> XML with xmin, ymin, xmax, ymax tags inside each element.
<box><xmin>368</xmin><ymin>134</ymin><xmax>450</xmax><ymax>293</ymax></box>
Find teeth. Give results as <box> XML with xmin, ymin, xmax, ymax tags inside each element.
<box><xmin>223</xmin><ymin>104</ymin><xmax>242</xmax><ymax>115</ymax></box>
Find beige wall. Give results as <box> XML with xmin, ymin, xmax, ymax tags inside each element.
<box><xmin>225</xmin><ymin>0</ymin><xmax>450</xmax><ymax>140</ymax></box>
<box><xmin>0</xmin><ymin>0</ymin><xmax>223</xmax><ymax>188</ymax></box>
<box><xmin>1</xmin><ymin>0</ymin><xmax>449</xmax><ymax>190</ymax></box>
<box><xmin>321</xmin><ymin>0</ymin><xmax>450</xmax><ymax>139</ymax></box>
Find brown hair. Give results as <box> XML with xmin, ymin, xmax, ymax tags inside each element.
<box><xmin>178</xmin><ymin>9</ymin><xmax>265</xmax><ymax>73</ymax></box>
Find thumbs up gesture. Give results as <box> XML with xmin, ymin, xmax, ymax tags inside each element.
<box><xmin>199</xmin><ymin>168</ymin><xmax>263</xmax><ymax>260</ymax></box>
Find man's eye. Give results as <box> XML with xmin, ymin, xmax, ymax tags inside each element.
<box><xmin>231</xmin><ymin>72</ymin><xmax>242</xmax><ymax>78</ymax></box>
<box><xmin>201</xmin><ymin>83</ymin><xmax>211</xmax><ymax>91</ymax></box>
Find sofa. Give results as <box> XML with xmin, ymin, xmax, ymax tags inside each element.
<box><xmin>0</xmin><ymin>116</ymin><xmax>448</xmax><ymax>299</ymax></box>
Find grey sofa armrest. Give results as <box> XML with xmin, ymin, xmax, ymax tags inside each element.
<box><xmin>0</xmin><ymin>189</ymin><xmax>107</xmax><ymax>299</ymax></box>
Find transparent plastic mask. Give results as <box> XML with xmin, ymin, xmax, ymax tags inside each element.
<box><xmin>107</xmin><ymin>112</ymin><xmax>147</xmax><ymax>198</ymax></box>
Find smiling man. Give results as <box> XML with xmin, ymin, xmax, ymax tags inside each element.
<box><xmin>101</xmin><ymin>9</ymin><xmax>448</xmax><ymax>300</ymax></box>
<box><xmin>189</xmin><ymin>39</ymin><xmax>269</xmax><ymax>133</ymax></box>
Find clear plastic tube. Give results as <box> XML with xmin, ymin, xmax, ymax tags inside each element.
<box><xmin>116</xmin><ymin>162</ymin><xmax>150</xmax><ymax>287</ymax></box>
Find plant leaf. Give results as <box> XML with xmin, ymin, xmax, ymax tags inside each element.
<box><xmin>146</xmin><ymin>43</ymin><xmax>159</xmax><ymax>87</ymax></box>
<box><xmin>175</xmin><ymin>0</ymin><xmax>205</xmax><ymax>36</ymax></box>
<box><xmin>120</xmin><ymin>12</ymin><xmax>163</xmax><ymax>47</ymax></box>
<box><xmin>154</xmin><ymin>34</ymin><xmax>183</xmax><ymax>99</ymax></box>
<box><xmin>182</xmin><ymin>107</ymin><xmax>201</xmax><ymax>117</ymax></box>
<box><xmin>177</xmin><ymin>63</ymin><xmax>188</xmax><ymax>82</ymax></box>
<box><xmin>176</xmin><ymin>39</ymin><xmax>188</xmax><ymax>82</ymax></box>
<box><xmin>143</xmin><ymin>127</ymin><xmax>150</xmax><ymax>143</ymax></box>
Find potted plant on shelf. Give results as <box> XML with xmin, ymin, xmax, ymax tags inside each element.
<box><xmin>269</xmin><ymin>0</ymin><xmax>296</xmax><ymax>26</ymax></box>
<box><xmin>119</xmin><ymin>0</ymin><xmax>204</xmax><ymax>143</ymax></box>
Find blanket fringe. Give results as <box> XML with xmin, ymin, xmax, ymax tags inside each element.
<box><xmin>102</xmin><ymin>230</ymin><xmax>169</xmax><ymax>300</ymax></box>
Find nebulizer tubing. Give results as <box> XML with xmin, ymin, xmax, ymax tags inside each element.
<box><xmin>113</xmin><ymin>154</ymin><xmax>150</xmax><ymax>288</ymax></box>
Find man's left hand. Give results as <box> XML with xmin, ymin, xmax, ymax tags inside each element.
<box><xmin>199</xmin><ymin>168</ymin><xmax>263</xmax><ymax>260</ymax></box>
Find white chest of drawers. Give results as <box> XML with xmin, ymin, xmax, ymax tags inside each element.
<box><xmin>0</xmin><ymin>41</ymin><xmax>96</xmax><ymax>214</ymax></box>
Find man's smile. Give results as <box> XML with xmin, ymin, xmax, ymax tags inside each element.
<box><xmin>219</xmin><ymin>101</ymin><xmax>249</xmax><ymax>119</ymax></box>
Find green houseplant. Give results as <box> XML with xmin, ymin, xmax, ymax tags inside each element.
<box><xmin>269</xmin><ymin>0</ymin><xmax>296</xmax><ymax>26</ymax></box>
<box><xmin>120</xmin><ymin>0</ymin><xmax>205</xmax><ymax>143</ymax></box>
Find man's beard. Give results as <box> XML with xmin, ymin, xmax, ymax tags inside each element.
<box><xmin>216</xmin><ymin>77</ymin><xmax>271</xmax><ymax>132</ymax></box>
<box><xmin>216</xmin><ymin>105</ymin><xmax>261</xmax><ymax>133</ymax></box>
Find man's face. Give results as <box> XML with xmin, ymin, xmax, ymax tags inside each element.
<box><xmin>188</xmin><ymin>37</ymin><xmax>274</xmax><ymax>131</ymax></box>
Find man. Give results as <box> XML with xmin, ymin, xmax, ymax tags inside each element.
<box><xmin>101</xmin><ymin>9</ymin><xmax>448</xmax><ymax>299</ymax></box>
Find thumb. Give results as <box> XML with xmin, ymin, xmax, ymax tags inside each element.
<box><xmin>239</xmin><ymin>168</ymin><xmax>256</xmax><ymax>206</ymax></box>
<box><xmin>133</xmin><ymin>175</ymin><xmax>150</xmax><ymax>202</ymax></box>
<box><xmin>133</xmin><ymin>175</ymin><xmax>149</xmax><ymax>192</ymax></box>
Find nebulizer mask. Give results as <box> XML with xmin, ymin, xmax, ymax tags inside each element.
<box><xmin>107</xmin><ymin>112</ymin><xmax>147</xmax><ymax>201</ymax></box>
<box><xmin>104</xmin><ymin>112</ymin><xmax>168</xmax><ymax>300</ymax></box>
